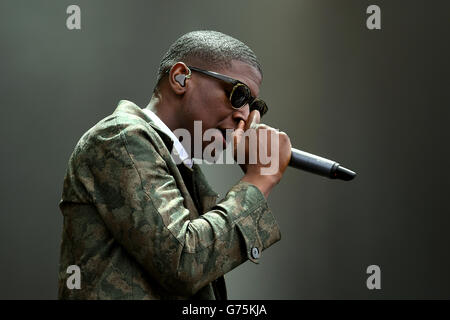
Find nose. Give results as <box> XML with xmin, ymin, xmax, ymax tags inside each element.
<box><xmin>231</xmin><ymin>104</ymin><xmax>250</xmax><ymax>128</ymax></box>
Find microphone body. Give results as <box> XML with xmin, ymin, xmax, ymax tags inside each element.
<box><xmin>289</xmin><ymin>148</ymin><xmax>356</xmax><ymax>181</ymax></box>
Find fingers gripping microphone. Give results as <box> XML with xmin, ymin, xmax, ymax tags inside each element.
<box><xmin>289</xmin><ymin>148</ymin><xmax>356</xmax><ymax>181</ymax></box>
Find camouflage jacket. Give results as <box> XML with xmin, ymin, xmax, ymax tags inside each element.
<box><xmin>58</xmin><ymin>100</ymin><xmax>281</xmax><ymax>299</ymax></box>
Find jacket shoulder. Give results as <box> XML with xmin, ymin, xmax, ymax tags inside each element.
<box><xmin>72</xmin><ymin>112</ymin><xmax>160</xmax><ymax>161</ymax></box>
<box><xmin>61</xmin><ymin>112</ymin><xmax>163</xmax><ymax>203</ymax></box>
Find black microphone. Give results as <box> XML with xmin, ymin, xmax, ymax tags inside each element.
<box><xmin>289</xmin><ymin>148</ymin><xmax>356</xmax><ymax>181</ymax></box>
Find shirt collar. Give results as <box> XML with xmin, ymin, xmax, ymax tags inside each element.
<box><xmin>141</xmin><ymin>108</ymin><xmax>193</xmax><ymax>168</ymax></box>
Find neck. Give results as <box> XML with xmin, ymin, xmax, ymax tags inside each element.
<box><xmin>145</xmin><ymin>92</ymin><xmax>181</xmax><ymax>132</ymax></box>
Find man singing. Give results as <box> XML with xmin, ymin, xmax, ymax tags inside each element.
<box><xmin>58</xmin><ymin>30</ymin><xmax>291</xmax><ymax>299</ymax></box>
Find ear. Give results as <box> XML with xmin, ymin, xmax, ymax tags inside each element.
<box><xmin>168</xmin><ymin>62</ymin><xmax>192</xmax><ymax>95</ymax></box>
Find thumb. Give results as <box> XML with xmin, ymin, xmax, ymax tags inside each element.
<box><xmin>237</xmin><ymin>118</ymin><xmax>245</xmax><ymax>131</ymax></box>
<box><xmin>245</xmin><ymin>110</ymin><xmax>261</xmax><ymax>130</ymax></box>
<box><xmin>233</xmin><ymin>119</ymin><xmax>245</xmax><ymax>148</ymax></box>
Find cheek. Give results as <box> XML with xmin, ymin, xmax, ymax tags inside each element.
<box><xmin>188</xmin><ymin>88</ymin><xmax>230</xmax><ymax>124</ymax></box>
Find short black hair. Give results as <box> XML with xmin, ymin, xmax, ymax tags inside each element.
<box><xmin>153</xmin><ymin>30</ymin><xmax>262</xmax><ymax>93</ymax></box>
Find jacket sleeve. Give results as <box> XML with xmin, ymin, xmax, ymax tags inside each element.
<box><xmin>79</xmin><ymin>118</ymin><xmax>281</xmax><ymax>296</ymax></box>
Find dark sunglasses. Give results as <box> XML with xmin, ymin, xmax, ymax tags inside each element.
<box><xmin>185</xmin><ymin>65</ymin><xmax>268</xmax><ymax>117</ymax></box>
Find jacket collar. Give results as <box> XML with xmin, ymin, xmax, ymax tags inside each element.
<box><xmin>113</xmin><ymin>100</ymin><xmax>175</xmax><ymax>152</ymax></box>
<box><xmin>112</xmin><ymin>100</ymin><xmax>219</xmax><ymax>205</ymax></box>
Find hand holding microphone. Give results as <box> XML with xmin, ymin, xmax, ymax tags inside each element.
<box><xmin>234</xmin><ymin>110</ymin><xmax>356</xmax><ymax>190</ymax></box>
<box><xmin>234</xmin><ymin>110</ymin><xmax>292</xmax><ymax>198</ymax></box>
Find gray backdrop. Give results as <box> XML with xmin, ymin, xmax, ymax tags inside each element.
<box><xmin>1</xmin><ymin>0</ymin><xmax>449</xmax><ymax>299</ymax></box>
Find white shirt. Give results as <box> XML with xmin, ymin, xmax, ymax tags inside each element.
<box><xmin>142</xmin><ymin>108</ymin><xmax>193</xmax><ymax>168</ymax></box>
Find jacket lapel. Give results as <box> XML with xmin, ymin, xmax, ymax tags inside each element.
<box><xmin>113</xmin><ymin>100</ymin><xmax>200</xmax><ymax>218</ymax></box>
